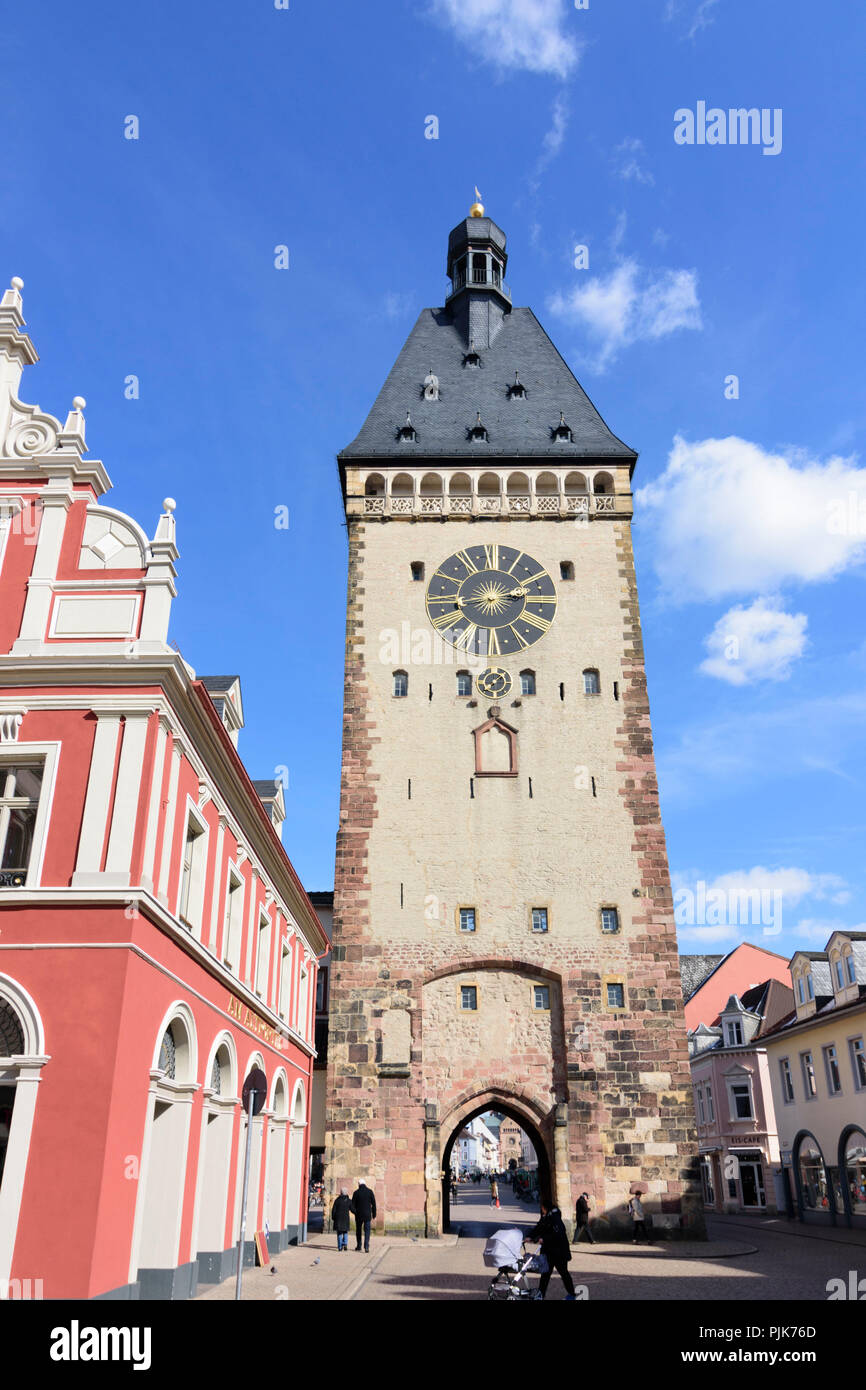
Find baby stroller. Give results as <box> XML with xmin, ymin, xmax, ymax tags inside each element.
<box><xmin>483</xmin><ymin>1227</ymin><xmax>546</xmax><ymax>1300</ymax></box>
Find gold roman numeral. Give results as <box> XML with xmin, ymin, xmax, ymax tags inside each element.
<box><xmin>485</xmin><ymin>627</ymin><xmax>500</xmax><ymax>656</ymax></box>
<box><xmin>483</xmin><ymin>543</ymin><xmax>499</xmax><ymax>571</ymax></box>
<box><xmin>453</xmin><ymin>549</ymin><xmax>479</xmax><ymax>575</ymax></box>
<box><xmin>520</xmin><ymin>611</ymin><xmax>551</xmax><ymax>633</ymax></box>
<box><xmin>430</xmin><ymin>609</ymin><xmax>461</xmax><ymax>630</ymax></box>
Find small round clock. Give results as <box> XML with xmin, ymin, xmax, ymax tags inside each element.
<box><xmin>425</xmin><ymin>543</ymin><xmax>557</xmax><ymax>656</ymax></box>
<box><xmin>476</xmin><ymin>668</ymin><xmax>512</xmax><ymax>699</ymax></box>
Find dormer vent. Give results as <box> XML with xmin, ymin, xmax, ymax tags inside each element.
<box><xmin>397</xmin><ymin>411</ymin><xmax>417</xmax><ymax>442</ymax></box>
<box><xmin>507</xmin><ymin>371</ymin><xmax>526</xmax><ymax>399</ymax></box>
<box><xmin>468</xmin><ymin>411</ymin><xmax>488</xmax><ymax>442</ymax></box>
<box><xmin>553</xmin><ymin>411</ymin><xmax>573</xmax><ymax>442</ymax></box>
<box><xmin>422</xmin><ymin>369</ymin><xmax>440</xmax><ymax>401</ymax></box>
<box><xmin>462</xmin><ymin>339</ymin><xmax>481</xmax><ymax>369</ymax></box>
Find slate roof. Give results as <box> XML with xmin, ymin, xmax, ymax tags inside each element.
<box><xmin>680</xmin><ymin>954</ymin><xmax>726</xmax><ymax>1001</ymax></box>
<box><xmin>339</xmin><ymin>307</ymin><xmax>636</xmax><ymax>464</ymax></box>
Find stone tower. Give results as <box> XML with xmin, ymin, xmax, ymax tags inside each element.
<box><xmin>325</xmin><ymin>201</ymin><xmax>703</xmax><ymax>1238</ymax></box>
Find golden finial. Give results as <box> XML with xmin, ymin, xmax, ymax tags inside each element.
<box><xmin>470</xmin><ymin>186</ymin><xmax>484</xmax><ymax>218</ymax></box>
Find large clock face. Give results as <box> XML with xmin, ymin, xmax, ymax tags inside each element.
<box><xmin>425</xmin><ymin>543</ymin><xmax>557</xmax><ymax>655</ymax></box>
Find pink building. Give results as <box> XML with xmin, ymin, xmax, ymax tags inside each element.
<box><xmin>682</xmin><ymin>944</ymin><xmax>791</xmax><ymax>1033</ymax></box>
<box><xmin>688</xmin><ymin>979</ymin><xmax>793</xmax><ymax>1215</ymax></box>
<box><xmin>0</xmin><ymin>278</ymin><xmax>328</xmax><ymax>1299</ymax></box>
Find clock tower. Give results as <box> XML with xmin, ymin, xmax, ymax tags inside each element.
<box><xmin>325</xmin><ymin>200</ymin><xmax>703</xmax><ymax>1239</ymax></box>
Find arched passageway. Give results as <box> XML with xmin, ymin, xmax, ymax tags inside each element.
<box><xmin>438</xmin><ymin>1099</ymin><xmax>552</xmax><ymax>1235</ymax></box>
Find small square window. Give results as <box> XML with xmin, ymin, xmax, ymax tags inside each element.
<box><xmin>461</xmin><ymin>985</ymin><xmax>477</xmax><ymax>1010</ymax></box>
<box><xmin>459</xmin><ymin>908</ymin><xmax>476</xmax><ymax>933</ymax></box>
<box><xmin>606</xmin><ymin>982</ymin><xmax>625</xmax><ymax>1009</ymax></box>
<box><xmin>531</xmin><ymin>908</ymin><xmax>548</xmax><ymax>934</ymax></box>
<box><xmin>559</xmin><ymin>561</ymin><xmax>574</xmax><ymax>581</ymax></box>
<box><xmin>533</xmin><ymin>985</ymin><xmax>550</xmax><ymax>1010</ymax></box>
<box><xmin>410</xmin><ymin>562</ymin><xmax>425</xmax><ymax>581</ymax></box>
<box><xmin>600</xmin><ymin>907</ymin><xmax>619</xmax><ymax>934</ymax></box>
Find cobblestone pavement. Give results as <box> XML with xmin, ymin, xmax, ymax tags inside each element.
<box><xmin>195</xmin><ymin>1184</ymin><xmax>866</xmax><ymax>1302</ymax></box>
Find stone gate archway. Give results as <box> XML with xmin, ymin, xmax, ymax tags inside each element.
<box><xmin>424</xmin><ymin>1085</ymin><xmax>570</xmax><ymax>1237</ymax></box>
<box><xmin>440</xmin><ymin>1098</ymin><xmax>552</xmax><ymax>1233</ymax></box>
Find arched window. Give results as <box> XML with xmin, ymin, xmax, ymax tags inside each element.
<box><xmin>158</xmin><ymin>1025</ymin><xmax>177</xmax><ymax>1079</ymax></box>
<box><xmin>795</xmin><ymin>1133</ymin><xmax>830</xmax><ymax>1214</ymax></box>
<box><xmin>393</xmin><ymin>671</ymin><xmax>408</xmax><ymax>698</ymax></box>
<box><xmin>457</xmin><ymin>671</ymin><xmax>472</xmax><ymax>698</ymax></box>
<box><xmin>520</xmin><ymin>670</ymin><xmax>535</xmax><ymax>696</ymax></box>
<box><xmin>583</xmin><ymin>669</ymin><xmax>600</xmax><ymax>695</ymax></box>
<box><xmin>840</xmin><ymin>1127</ymin><xmax>866</xmax><ymax>1219</ymax></box>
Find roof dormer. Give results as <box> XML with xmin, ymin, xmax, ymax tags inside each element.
<box><xmin>201</xmin><ymin>675</ymin><xmax>245</xmax><ymax>748</ymax></box>
<box><xmin>790</xmin><ymin>950</ymin><xmax>831</xmax><ymax>1021</ymax></box>
<box><xmin>826</xmin><ymin>930</ymin><xmax>866</xmax><ymax>1006</ymax></box>
<box><xmin>719</xmin><ymin>994</ymin><xmax>761</xmax><ymax>1047</ymax></box>
<box><xmin>252</xmin><ymin>778</ymin><xmax>286</xmax><ymax>842</ymax></box>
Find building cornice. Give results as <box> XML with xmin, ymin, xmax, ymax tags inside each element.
<box><xmin>0</xmin><ymin>654</ymin><xmax>329</xmax><ymax>956</ymax></box>
<box><xmin>0</xmin><ymin>887</ymin><xmax>316</xmax><ymax>1058</ymax></box>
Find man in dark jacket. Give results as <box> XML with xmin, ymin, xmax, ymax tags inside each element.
<box><xmin>574</xmin><ymin>1191</ymin><xmax>595</xmax><ymax>1244</ymax></box>
<box><xmin>351</xmin><ymin>1179</ymin><xmax>377</xmax><ymax>1252</ymax></box>
<box><xmin>331</xmin><ymin>1187</ymin><xmax>352</xmax><ymax>1251</ymax></box>
<box><xmin>528</xmin><ymin>1203</ymin><xmax>577</xmax><ymax>1300</ymax></box>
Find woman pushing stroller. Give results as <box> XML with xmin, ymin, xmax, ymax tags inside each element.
<box><xmin>527</xmin><ymin>1202</ymin><xmax>578</xmax><ymax>1300</ymax></box>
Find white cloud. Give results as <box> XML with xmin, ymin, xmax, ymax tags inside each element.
<box><xmin>547</xmin><ymin>258</ymin><xmax>701</xmax><ymax>370</ymax></box>
<box><xmin>664</xmin><ymin>0</ymin><xmax>720</xmax><ymax>39</ymax></box>
<box><xmin>657</xmin><ymin>690</ymin><xmax>866</xmax><ymax>804</ymax></box>
<box><xmin>673</xmin><ymin>866</ymin><xmax>852</xmax><ymax>946</ymax></box>
<box><xmin>614</xmin><ymin>137</ymin><xmax>654</xmax><ymax>185</ymax></box>
<box><xmin>793</xmin><ymin>918</ymin><xmax>866</xmax><ymax>944</ymax></box>
<box><xmin>431</xmin><ymin>0</ymin><xmax>581</xmax><ymax>78</ymax></box>
<box><xmin>529</xmin><ymin>96</ymin><xmax>569</xmax><ymax>191</ymax></box>
<box><xmin>637</xmin><ymin>435</ymin><xmax>866</xmax><ymax>600</ymax></box>
<box><xmin>700</xmin><ymin>598</ymin><xmax>808</xmax><ymax>685</ymax></box>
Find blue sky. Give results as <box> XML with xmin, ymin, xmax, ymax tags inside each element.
<box><xmin>3</xmin><ymin>1</ymin><xmax>865</xmax><ymax>957</ymax></box>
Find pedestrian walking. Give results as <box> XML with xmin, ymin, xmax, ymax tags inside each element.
<box><xmin>628</xmin><ymin>1193</ymin><xmax>648</xmax><ymax>1244</ymax></box>
<box><xmin>528</xmin><ymin>1202</ymin><xmax>577</xmax><ymax>1300</ymax></box>
<box><xmin>331</xmin><ymin>1187</ymin><xmax>352</xmax><ymax>1252</ymax></box>
<box><xmin>489</xmin><ymin>1175</ymin><xmax>500</xmax><ymax>1207</ymax></box>
<box><xmin>351</xmin><ymin>1178</ymin><xmax>377</xmax><ymax>1252</ymax></box>
<box><xmin>450</xmin><ymin>1171</ymin><xmax>458</xmax><ymax>1203</ymax></box>
<box><xmin>574</xmin><ymin>1191</ymin><xmax>595</xmax><ymax>1244</ymax></box>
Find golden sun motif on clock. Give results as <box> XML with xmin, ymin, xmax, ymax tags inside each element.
<box><xmin>425</xmin><ymin>543</ymin><xmax>557</xmax><ymax>655</ymax></box>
